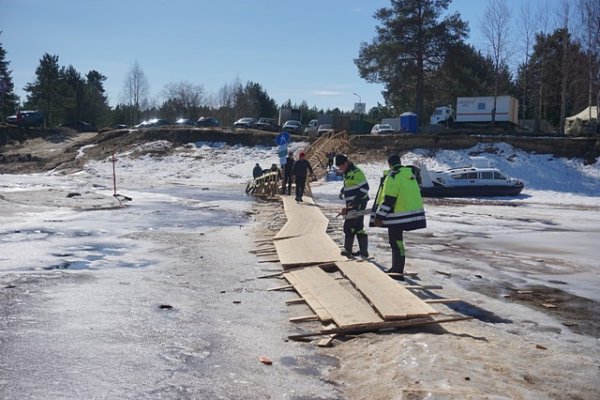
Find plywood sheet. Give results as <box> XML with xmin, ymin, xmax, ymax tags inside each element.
<box><xmin>283</xmin><ymin>271</ymin><xmax>332</xmax><ymax>322</ymax></box>
<box><xmin>336</xmin><ymin>260</ymin><xmax>439</xmax><ymax>320</ymax></box>
<box><xmin>275</xmin><ymin>232</ymin><xmax>347</xmax><ymax>267</ymax></box>
<box><xmin>275</xmin><ymin>196</ymin><xmax>329</xmax><ymax>240</ymax></box>
<box><xmin>288</xmin><ymin>267</ymin><xmax>383</xmax><ymax>328</ymax></box>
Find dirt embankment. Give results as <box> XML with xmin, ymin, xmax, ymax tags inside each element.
<box><xmin>1</xmin><ymin>124</ymin><xmax>598</xmax><ymax>174</ymax></box>
<box><xmin>349</xmin><ymin>134</ymin><xmax>600</xmax><ymax>164</ymax></box>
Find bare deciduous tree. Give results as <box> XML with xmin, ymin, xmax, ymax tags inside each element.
<box><xmin>578</xmin><ymin>0</ymin><xmax>600</xmax><ymax>121</ymax></box>
<box><xmin>557</xmin><ymin>0</ymin><xmax>572</xmax><ymax>133</ymax></box>
<box><xmin>123</xmin><ymin>61</ymin><xmax>149</xmax><ymax>125</ymax></box>
<box><xmin>481</xmin><ymin>0</ymin><xmax>513</xmax><ymax>124</ymax></box>
<box><xmin>517</xmin><ymin>2</ymin><xmax>538</xmax><ymax>120</ymax></box>
<box><xmin>160</xmin><ymin>81</ymin><xmax>204</xmax><ymax>119</ymax></box>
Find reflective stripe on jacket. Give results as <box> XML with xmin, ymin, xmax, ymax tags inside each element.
<box><xmin>341</xmin><ymin>163</ymin><xmax>369</xmax><ymax>207</ymax></box>
<box><xmin>375</xmin><ymin>164</ymin><xmax>426</xmax><ymax>231</ymax></box>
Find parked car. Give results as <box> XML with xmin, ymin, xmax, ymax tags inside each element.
<box><xmin>253</xmin><ymin>117</ymin><xmax>279</xmax><ymax>132</ymax></box>
<box><xmin>5</xmin><ymin>115</ymin><xmax>17</xmax><ymax>124</ymax></box>
<box><xmin>233</xmin><ymin>117</ymin><xmax>256</xmax><ymax>128</ymax></box>
<box><xmin>317</xmin><ymin>124</ymin><xmax>334</xmax><ymax>136</ymax></box>
<box><xmin>196</xmin><ymin>117</ymin><xmax>220</xmax><ymax>127</ymax></box>
<box><xmin>371</xmin><ymin>123</ymin><xmax>395</xmax><ymax>135</ymax></box>
<box><xmin>282</xmin><ymin>120</ymin><xmax>302</xmax><ymax>134</ymax></box>
<box><xmin>16</xmin><ymin>110</ymin><xmax>44</xmax><ymax>127</ymax></box>
<box><xmin>134</xmin><ymin>118</ymin><xmax>171</xmax><ymax>128</ymax></box>
<box><xmin>174</xmin><ymin>118</ymin><xmax>197</xmax><ymax>126</ymax></box>
<box><xmin>304</xmin><ymin>119</ymin><xmax>318</xmax><ymax>136</ymax></box>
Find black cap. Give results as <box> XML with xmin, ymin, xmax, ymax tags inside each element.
<box><xmin>388</xmin><ymin>154</ymin><xmax>401</xmax><ymax>166</ymax></box>
<box><xmin>335</xmin><ymin>154</ymin><xmax>348</xmax><ymax>166</ymax></box>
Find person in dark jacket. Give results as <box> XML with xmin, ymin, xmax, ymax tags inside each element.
<box><xmin>282</xmin><ymin>152</ymin><xmax>295</xmax><ymax>195</ymax></box>
<box><xmin>291</xmin><ymin>152</ymin><xmax>314</xmax><ymax>202</ymax></box>
<box><xmin>252</xmin><ymin>163</ymin><xmax>263</xmax><ymax>179</ymax></box>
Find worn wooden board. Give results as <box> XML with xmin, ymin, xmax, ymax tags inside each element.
<box><xmin>283</xmin><ymin>271</ymin><xmax>332</xmax><ymax>323</ymax></box>
<box><xmin>336</xmin><ymin>260</ymin><xmax>439</xmax><ymax>320</ymax></box>
<box><xmin>274</xmin><ymin>196</ymin><xmax>329</xmax><ymax>240</ymax></box>
<box><xmin>275</xmin><ymin>232</ymin><xmax>347</xmax><ymax>268</ymax></box>
<box><xmin>287</xmin><ymin>266</ymin><xmax>383</xmax><ymax>328</ymax></box>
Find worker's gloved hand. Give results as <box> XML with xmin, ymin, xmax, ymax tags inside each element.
<box><xmin>373</xmin><ymin>218</ymin><xmax>384</xmax><ymax>227</ymax></box>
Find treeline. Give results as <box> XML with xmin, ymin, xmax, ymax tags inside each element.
<box><xmin>357</xmin><ymin>0</ymin><xmax>600</xmax><ymax>131</ymax></box>
<box><xmin>1</xmin><ymin>0</ymin><xmax>599</xmax><ymax>132</ymax></box>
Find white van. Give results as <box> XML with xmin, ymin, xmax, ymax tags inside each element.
<box><xmin>304</xmin><ymin>119</ymin><xmax>318</xmax><ymax>136</ymax></box>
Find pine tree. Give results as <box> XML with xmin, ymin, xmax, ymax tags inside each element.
<box><xmin>355</xmin><ymin>0</ymin><xmax>468</xmax><ymax>121</ymax></box>
<box><xmin>24</xmin><ymin>53</ymin><xmax>61</xmax><ymax>127</ymax></box>
<box><xmin>0</xmin><ymin>33</ymin><xmax>20</xmax><ymax>121</ymax></box>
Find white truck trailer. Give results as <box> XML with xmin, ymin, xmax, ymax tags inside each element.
<box><xmin>430</xmin><ymin>96</ymin><xmax>519</xmax><ymax>125</ymax></box>
<box><xmin>382</xmin><ymin>117</ymin><xmax>401</xmax><ymax>131</ymax></box>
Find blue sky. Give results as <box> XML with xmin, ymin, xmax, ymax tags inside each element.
<box><xmin>2</xmin><ymin>0</ymin><xmax>564</xmax><ymax>113</ymax></box>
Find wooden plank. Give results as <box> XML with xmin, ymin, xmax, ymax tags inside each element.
<box><xmin>289</xmin><ymin>315</ymin><xmax>319</xmax><ymax>323</ymax></box>
<box><xmin>258</xmin><ymin>258</ymin><xmax>280</xmax><ymax>263</ymax></box>
<box><xmin>275</xmin><ymin>196</ymin><xmax>329</xmax><ymax>240</ymax></box>
<box><xmin>256</xmin><ymin>272</ymin><xmax>282</xmax><ymax>279</ymax></box>
<box><xmin>336</xmin><ymin>260</ymin><xmax>439</xmax><ymax>320</ymax></box>
<box><xmin>285</xmin><ymin>298</ymin><xmax>307</xmax><ymax>305</ymax></box>
<box><xmin>283</xmin><ymin>272</ymin><xmax>332</xmax><ymax>323</ymax></box>
<box><xmin>316</xmin><ymin>335</ymin><xmax>337</xmax><ymax>347</ymax></box>
<box><xmin>387</xmin><ymin>272</ymin><xmax>419</xmax><ymax>277</ymax></box>
<box><xmin>267</xmin><ymin>285</ymin><xmax>293</xmax><ymax>291</ymax></box>
<box><xmin>275</xmin><ymin>232</ymin><xmax>347</xmax><ymax>268</ymax></box>
<box><xmin>425</xmin><ymin>298</ymin><xmax>462</xmax><ymax>304</ymax></box>
<box><xmin>288</xmin><ymin>266</ymin><xmax>383</xmax><ymax>328</ymax></box>
<box><xmin>405</xmin><ymin>285</ymin><xmax>443</xmax><ymax>290</ymax></box>
<box><xmin>288</xmin><ymin>316</ymin><xmax>473</xmax><ymax>340</ymax></box>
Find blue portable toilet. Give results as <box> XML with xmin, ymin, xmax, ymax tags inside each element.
<box><xmin>400</xmin><ymin>112</ymin><xmax>418</xmax><ymax>133</ymax></box>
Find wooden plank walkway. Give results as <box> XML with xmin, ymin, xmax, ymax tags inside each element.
<box><xmin>336</xmin><ymin>260</ymin><xmax>439</xmax><ymax>320</ymax></box>
<box><xmin>266</xmin><ymin>192</ymin><xmax>465</xmax><ymax>335</ymax></box>
<box><xmin>284</xmin><ymin>267</ymin><xmax>383</xmax><ymax>328</ymax></box>
<box><xmin>274</xmin><ymin>196</ymin><xmax>346</xmax><ymax>267</ymax></box>
<box><xmin>275</xmin><ymin>196</ymin><xmax>329</xmax><ymax>240</ymax></box>
<box><xmin>275</xmin><ymin>232</ymin><xmax>347</xmax><ymax>268</ymax></box>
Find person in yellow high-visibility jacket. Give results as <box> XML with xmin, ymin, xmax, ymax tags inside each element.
<box><xmin>336</xmin><ymin>154</ymin><xmax>370</xmax><ymax>257</ymax></box>
<box><xmin>372</xmin><ymin>154</ymin><xmax>426</xmax><ymax>279</ymax></box>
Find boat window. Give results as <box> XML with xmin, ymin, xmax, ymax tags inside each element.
<box><xmin>493</xmin><ymin>172</ymin><xmax>506</xmax><ymax>180</ymax></box>
<box><xmin>480</xmin><ymin>171</ymin><xmax>493</xmax><ymax>179</ymax></box>
<box><xmin>451</xmin><ymin>172</ymin><xmax>478</xmax><ymax>179</ymax></box>
<box><xmin>451</xmin><ymin>173</ymin><xmax>468</xmax><ymax>179</ymax></box>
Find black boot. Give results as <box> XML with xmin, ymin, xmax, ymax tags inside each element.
<box><xmin>340</xmin><ymin>235</ymin><xmax>354</xmax><ymax>257</ymax></box>
<box><xmin>354</xmin><ymin>235</ymin><xmax>369</xmax><ymax>258</ymax></box>
<box><xmin>388</xmin><ymin>256</ymin><xmax>406</xmax><ymax>280</ymax></box>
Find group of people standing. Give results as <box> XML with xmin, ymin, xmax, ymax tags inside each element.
<box><xmin>253</xmin><ymin>151</ymin><xmax>314</xmax><ymax>202</ymax></box>
<box><xmin>336</xmin><ymin>153</ymin><xmax>426</xmax><ymax>279</ymax></box>
<box><xmin>282</xmin><ymin>151</ymin><xmax>314</xmax><ymax>202</ymax></box>
<box><xmin>252</xmin><ymin>151</ymin><xmax>426</xmax><ymax>277</ymax></box>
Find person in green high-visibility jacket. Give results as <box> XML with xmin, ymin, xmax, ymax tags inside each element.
<box><xmin>335</xmin><ymin>154</ymin><xmax>370</xmax><ymax>257</ymax></box>
<box><xmin>372</xmin><ymin>154</ymin><xmax>426</xmax><ymax>279</ymax></box>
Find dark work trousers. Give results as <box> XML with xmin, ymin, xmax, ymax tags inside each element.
<box><xmin>295</xmin><ymin>175</ymin><xmax>307</xmax><ymax>200</ymax></box>
<box><xmin>343</xmin><ymin>201</ymin><xmax>367</xmax><ymax>238</ymax></box>
<box><xmin>283</xmin><ymin>172</ymin><xmax>293</xmax><ymax>195</ymax></box>
<box><xmin>387</xmin><ymin>226</ymin><xmax>406</xmax><ymax>273</ymax></box>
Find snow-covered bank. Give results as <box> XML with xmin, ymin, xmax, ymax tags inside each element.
<box><xmin>1</xmin><ymin>139</ymin><xmax>599</xmax><ymax>400</ymax></box>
